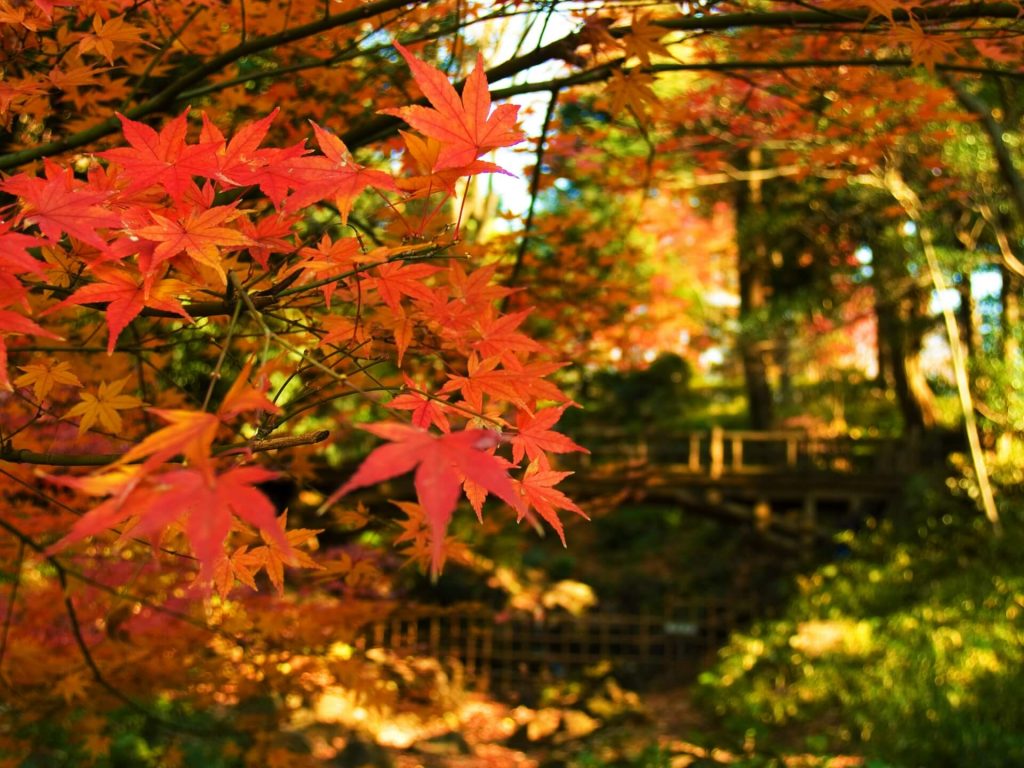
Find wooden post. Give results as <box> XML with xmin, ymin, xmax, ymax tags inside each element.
<box><xmin>600</xmin><ymin>617</ymin><xmax>611</xmax><ymax>662</ymax></box>
<box><xmin>732</xmin><ymin>434</ymin><xmax>743</xmax><ymax>471</ymax></box>
<box><xmin>710</xmin><ymin>427</ymin><xmax>724</xmax><ymax>479</ymax></box>
<box><xmin>481</xmin><ymin>623</ymin><xmax>493</xmax><ymax>692</ymax></box>
<box><xmin>429</xmin><ymin>616</ymin><xmax>441</xmax><ymax>657</ymax></box>
<box><xmin>465</xmin><ymin>616</ymin><xmax>477</xmax><ymax>679</ymax></box>
<box><xmin>801</xmin><ymin>495</ymin><xmax>818</xmax><ymax>563</ymax></box>
<box><xmin>786</xmin><ymin>435</ymin><xmax>798</xmax><ymax>468</ymax></box>
<box><xmin>689</xmin><ymin>432</ymin><xmax>701</xmax><ymax>472</ymax></box>
<box><xmin>754</xmin><ymin>498</ymin><xmax>771</xmax><ymax>531</ymax></box>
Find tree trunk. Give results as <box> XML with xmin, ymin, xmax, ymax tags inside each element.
<box><xmin>957</xmin><ymin>270</ymin><xmax>982</xmax><ymax>361</ymax></box>
<box><xmin>873</xmin><ymin>245</ymin><xmax>939</xmax><ymax>432</ymax></box>
<box><xmin>1001</xmin><ymin>265</ymin><xmax>1020</xmax><ymax>362</ymax></box>
<box><xmin>735</xmin><ymin>152</ymin><xmax>775</xmax><ymax>430</ymax></box>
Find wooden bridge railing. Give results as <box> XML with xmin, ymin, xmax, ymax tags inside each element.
<box><xmin>357</xmin><ymin>598</ymin><xmax>758</xmax><ymax>693</ymax></box>
<box><xmin>570</xmin><ymin>427</ymin><xmax>917</xmax><ymax>478</ymax></box>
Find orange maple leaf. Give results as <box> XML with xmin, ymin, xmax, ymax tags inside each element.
<box><xmin>247</xmin><ymin>511</ymin><xmax>323</xmax><ymax>596</ymax></box>
<box><xmin>76</xmin><ymin>14</ymin><xmax>142</xmax><ymax>64</ymax></box>
<box><xmin>14</xmin><ymin>358</ymin><xmax>81</xmax><ymax>401</ymax></box>
<box><xmin>117</xmin><ymin>408</ymin><xmax>220</xmax><ymax>476</ymax></box>
<box><xmin>517</xmin><ymin>461</ymin><xmax>589</xmax><ymax>546</ymax></box>
<box><xmin>621</xmin><ymin>12</ymin><xmax>672</xmax><ymax>67</ymax></box>
<box><xmin>382</xmin><ymin>43</ymin><xmax>524</xmax><ymax>172</ymax></box>
<box><xmin>0</xmin><ymin>309</ymin><xmax>62</xmax><ymax>390</ymax></box>
<box><xmin>132</xmin><ymin>204</ymin><xmax>254</xmax><ymax>283</ymax></box>
<box><xmin>606</xmin><ymin>68</ymin><xmax>660</xmax><ymax>116</ymax></box>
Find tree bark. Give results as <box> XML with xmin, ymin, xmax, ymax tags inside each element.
<box><xmin>735</xmin><ymin>151</ymin><xmax>775</xmax><ymax>430</ymax></box>
<box><xmin>957</xmin><ymin>270</ymin><xmax>982</xmax><ymax>361</ymax></box>
<box><xmin>1001</xmin><ymin>265</ymin><xmax>1021</xmax><ymax>362</ymax></box>
<box><xmin>872</xmin><ymin>245</ymin><xmax>939</xmax><ymax>432</ymax></box>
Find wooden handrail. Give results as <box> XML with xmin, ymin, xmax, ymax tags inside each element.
<box><xmin>567</xmin><ymin>427</ymin><xmax>912</xmax><ymax>478</ymax></box>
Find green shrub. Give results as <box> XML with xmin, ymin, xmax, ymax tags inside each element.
<box><xmin>696</xmin><ymin>481</ymin><xmax>1024</xmax><ymax>767</ymax></box>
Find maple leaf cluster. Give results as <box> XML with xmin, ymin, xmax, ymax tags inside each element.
<box><xmin>0</xmin><ymin>44</ymin><xmax>587</xmax><ymax>593</ymax></box>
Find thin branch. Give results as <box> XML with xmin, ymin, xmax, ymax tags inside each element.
<box><xmin>202</xmin><ymin>297</ymin><xmax>244</xmax><ymax>411</ymax></box>
<box><xmin>0</xmin><ymin>517</ymin><xmax>217</xmax><ymax>735</ymax></box>
<box><xmin>0</xmin><ymin>429</ymin><xmax>330</xmax><ymax>467</ymax></box>
<box><xmin>882</xmin><ymin>166</ymin><xmax>1000</xmax><ymax>532</ymax></box>
<box><xmin>945</xmin><ymin>76</ymin><xmax>1024</xmax><ymax>223</ymax></box>
<box><xmin>0</xmin><ymin>541</ymin><xmax>25</xmax><ymax>686</ymax></box>
<box><xmin>0</xmin><ymin>0</ymin><xmax>416</xmax><ymax>170</ymax></box>
<box><xmin>504</xmin><ymin>86</ymin><xmax>560</xmax><ymax>299</ymax></box>
<box><xmin>490</xmin><ymin>58</ymin><xmax>1024</xmax><ymax>104</ymax></box>
<box><xmin>120</xmin><ymin>5</ymin><xmax>204</xmax><ymax>110</ymax></box>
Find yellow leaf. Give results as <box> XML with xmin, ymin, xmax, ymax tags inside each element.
<box><xmin>622</xmin><ymin>13</ymin><xmax>672</xmax><ymax>67</ymax></box>
<box><xmin>66</xmin><ymin>376</ymin><xmax>144</xmax><ymax>435</ymax></box>
<box><xmin>55</xmin><ymin>670</ymin><xmax>90</xmax><ymax>703</ymax></box>
<box><xmin>606</xmin><ymin>68</ymin><xmax>660</xmax><ymax>117</ymax></box>
<box><xmin>77</xmin><ymin>15</ymin><xmax>143</xmax><ymax>65</ymax></box>
<box><xmin>14</xmin><ymin>358</ymin><xmax>81</xmax><ymax>400</ymax></box>
<box><xmin>81</xmin><ymin>731</ymin><xmax>111</xmax><ymax>758</ymax></box>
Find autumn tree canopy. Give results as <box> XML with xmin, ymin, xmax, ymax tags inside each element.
<box><xmin>2</xmin><ymin>0</ymin><xmax>1024</xmax><ymax>763</ymax></box>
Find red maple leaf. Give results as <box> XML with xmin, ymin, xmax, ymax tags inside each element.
<box><xmin>382</xmin><ymin>43</ymin><xmax>524</xmax><ymax>172</ymax></box>
<box><xmin>369</xmin><ymin>260</ymin><xmax>440</xmax><ymax>310</ymax></box>
<box><xmin>0</xmin><ymin>219</ymin><xmax>45</xmax><ymax>276</ymax></box>
<box><xmin>0</xmin><ymin>220</ymin><xmax>45</xmax><ymax>306</ymax></box>
<box><xmin>321</xmin><ymin>423</ymin><xmax>526</xmax><ymax>574</ymax></box>
<box><xmin>1</xmin><ymin>161</ymin><xmax>120</xmax><ymax>250</ymax></box>
<box><xmin>389</xmin><ymin>375</ymin><xmax>451</xmax><ymax>433</ymax></box>
<box><xmin>470</xmin><ymin>309</ymin><xmax>543</xmax><ymax>362</ymax></box>
<box><xmin>199</xmin><ymin>109</ymin><xmax>309</xmax><ymax>207</ymax></box>
<box><xmin>102</xmin><ymin>110</ymin><xmax>219</xmax><ymax>199</ymax></box>
<box><xmin>53</xmin><ymin>264</ymin><xmax>192</xmax><ymax>354</ymax></box>
<box><xmin>46</xmin><ymin>466</ymin><xmax>291</xmax><ymax>584</ymax></box>
<box><xmin>283</xmin><ymin>122</ymin><xmax>396</xmax><ymax>222</ymax></box>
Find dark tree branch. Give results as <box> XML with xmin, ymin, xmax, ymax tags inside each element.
<box><xmin>0</xmin><ymin>0</ymin><xmax>415</xmax><ymax>170</ymax></box>
<box><xmin>504</xmin><ymin>86</ymin><xmax>561</xmax><ymax>299</ymax></box>
<box><xmin>0</xmin><ymin>517</ymin><xmax>217</xmax><ymax>735</ymax></box>
<box><xmin>0</xmin><ymin>429</ymin><xmax>330</xmax><ymax>467</ymax></box>
<box><xmin>1</xmin><ymin>3</ymin><xmax>1019</xmax><ymax>169</ymax></box>
<box><xmin>945</xmin><ymin>75</ymin><xmax>1024</xmax><ymax>222</ymax></box>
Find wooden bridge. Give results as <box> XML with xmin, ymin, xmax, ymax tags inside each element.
<box><xmin>350</xmin><ymin>428</ymin><xmax>922</xmax><ymax>693</ymax></box>
<box><xmin>563</xmin><ymin>426</ymin><xmax>923</xmax><ymax>555</ymax></box>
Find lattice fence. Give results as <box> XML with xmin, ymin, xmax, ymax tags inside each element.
<box><xmin>357</xmin><ymin>597</ymin><xmax>758</xmax><ymax>693</ymax></box>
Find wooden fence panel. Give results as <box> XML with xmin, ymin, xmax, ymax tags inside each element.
<box><xmin>359</xmin><ymin>599</ymin><xmax>757</xmax><ymax>693</ymax></box>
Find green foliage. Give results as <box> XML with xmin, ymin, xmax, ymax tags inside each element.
<box><xmin>572</xmin><ymin>743</ymin><xmax>672</xmax><ymax>768</ymax></box>
<box><xmin>13</xmin><ymin>706</ymin><xmax>243</xmax><ymax>768</ymax></box>
<box><xmin>696</xmin><ymin>482</ymin><xmax>1024</xmax><ymax>767</ymax></box>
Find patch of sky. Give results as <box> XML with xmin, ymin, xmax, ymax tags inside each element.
<box><xmin>487</xmin><ymin>10</ymin><xmax>578</xmax><ymax>218</ymax></box>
